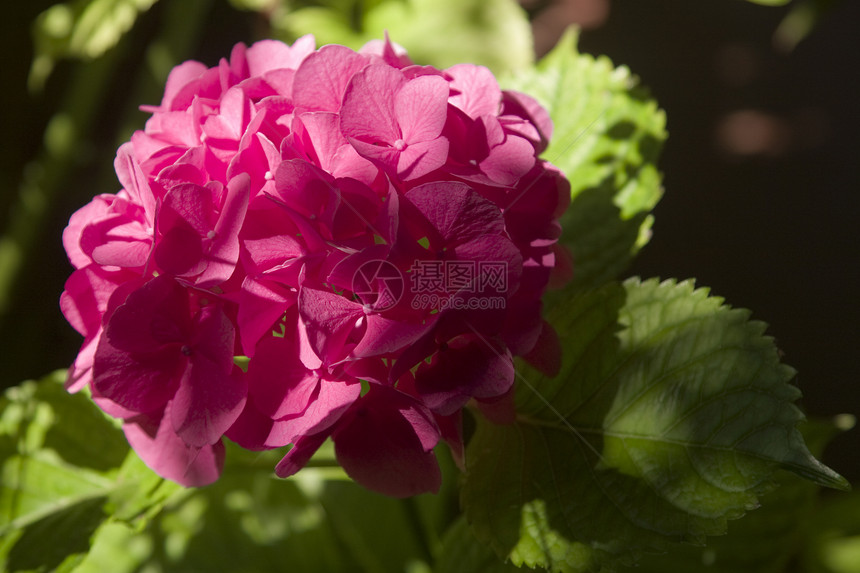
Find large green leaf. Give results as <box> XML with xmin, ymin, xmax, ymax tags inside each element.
<box><xmin>0</xmin><ymin>371</ymin><xmax>183</xmax><ymax>572</ymax></box>
<box><xmin>502</xmin><ymin>30</ymin><xmax>666</xmax><ymax>290</ymax></box>
<box><xmin>462</xmin><ymin>278</ymin><xmax>847</xmax><ymax>572</ymax></box>
<box><xmin>278</xmin><ymin>0</ymin><xmax>533</xmax><ymax>76</ymax></box>
<box><xmin>618</xmin><ymin>416</ymin><xmax>853</xmax><ymax>573</ymax></box>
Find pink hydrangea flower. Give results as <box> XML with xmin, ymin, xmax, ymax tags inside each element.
<box><xmin>60</xmin><ymin>35</ymin><xmax>570</xmax><ymax>494</ymax></box>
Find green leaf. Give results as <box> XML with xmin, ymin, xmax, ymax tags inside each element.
<box><xmin>73</xmin><ymin>444</ymin><xmax>442</xmax><ymax>573</ymax></box>
<box><xmin>462</xmin><ymin>279</ymin><xmax>847</xmax><ymax>572</ymax></box>
<box><xmin>502</xmin><ymin>30</ymin><xmax>666</xmax><ymax>290</ymax></box>
<box><xmin>30</xmin><ymin>0</ymin><xmax>159</xmax><ymax>89</ymax></box>
<box><xmin>279</xmin><ymin>0</ymin><xmax>534</xmax><ymax>76</ymax></box>
<box><xmin>435</xmin><ymin>517</ymin><xmax>540</xmax><ymax>573</ymax></box>
<box><xmin>0</xmin><ymin>371</ymin><xmax>185</xmax><ymax>572</ymax></box>
<box><xmin>618</xmin><ymin>416</ymin><xmax>853</xmax><ymax>573</ymax></box>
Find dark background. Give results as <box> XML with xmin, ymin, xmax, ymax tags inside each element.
<box><xmin>1</xmin><ymin>0</ymin><xmax>857</xmax><ymax>479</ymax></box>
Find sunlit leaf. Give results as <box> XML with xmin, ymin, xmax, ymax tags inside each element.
<box><xmin>30</xmin><ymin>0</ymin><xmax>159</xmax><ymax>89</ymax></box>
<box><xmin>435</xmin><ymin>517</ymin><xmax>539</xmax><ymax>573</ymax></box>
<box><xmin>279</xmin><ymin>0</ymin><xmax>533</xmax><ymax>76</ymax></box>
<box><xmin>502</xmin><ymin>29</ymin><xmax>666</xmax><ymax>290</ymax></box>
<box><xmin>462</xmin><ymin>279</ymin><xmax>847</xmax><ymax>572</ymax></box>
<box><xmin>0</xmin><ymin>371</ymin><xmax>182</xmax><ymax>572</ymax></box>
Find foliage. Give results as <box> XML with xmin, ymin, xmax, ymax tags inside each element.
<box><xmin>1</xmin><ymin>0</ymin><xmax>854</xmax><ymax>571</ymax></box>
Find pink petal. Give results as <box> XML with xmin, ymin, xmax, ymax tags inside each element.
<box><xmin>395</xmin><ymin>74</ymin><xmax>449</xmax><ymax>143</ymax></box>
<box><xmin>124</xmin><ymin>406</ymin><xmax>225</xmax><ymax>486</ymax></box>
<box><xmin>293</xmin><ymin>45</ymin><xmax>369</xmax><ymax>111</ymax></box>
<box><xmin>155</xmin><ymin>224</ymin><xmax>205</xmax><ymax>277</ymax></box>
<box><xmin>396</xmin><ymin>137</ymin><xmax>449</xmax><ymax>180</ymax></box>
<box><xmin>196</xmin><ymin>173</ymin><xmax>250</xmax><ymax>287</ymax></box>
<box><xmin>266</xmin><ymin>377</ymin><xmax>361</xmax><ymax>446</ymax></box>
<box><xmin>115</xmin><ymin>144</ymin><xmax>157</xmax><ymax>224</ymax></box>
<box><xmin>172</xmin><ymin>360</ymin><xmax>246</xmax><ymax>447</ymax></box>
<box><xmin>479</xmin><ymin>132</ymin><xmax>536</xmax><ymax>186</ymax></box>
<box><xmin>352</xmin><ymin>315</ymin><xmax>435</xmax><ymax>358</ymax></box>
<box><xmin>446</xmin><ymin>64</ymin><xmax>501</xmax><ymax>118</ymax></box>
<box><xmin>103</xmin><ymin>276</ymin><xmax>191</xmax><ymax>352</ymax></box>
<box><xmin>340</xmin><ymin>63</ymin><xmax>404</xmax><ymax>144</ymax></box>
<box><xmin>92</xmin><ymin>336</ymin><xmax>183</xmax><ymax>414</ymax></box>
<box><xmin>405</xmin><ymin>182</ymin><xmax>504</xmax><ymax>245</ymax></box>
<box><xmin>332</xmin><ymin>387</ymin><xmax>441</xmax><ymax>497</ymax></box>
<box><xmin>246</xmin><ymin>37</ymin><xmax>314</xmax><ymax>76</ymax></box>
<box><xmin>274</xmin><ymin>431</ymin><xmax>330</xmax><ymax>478</ymax></box>
<box><xmin>414</xmin><ymin>334</ymin><xmax>515</xmax><ymax>415</ymax></box>
<box><xmin>297</xmin><ymin>286</ymin><xmax>363</xmax><ymax>364</ymax></box>
<box><xmin>247</xmin><ymin>333</ymin><xmax>319</xmax><ymax>419</ymax></box>
<box><xmin>60</xmin><ymin>266</ymin><xmax>133</xmax><ymax>338</ymax></box>
<box><xmin>237</xmin><ymin>277</ymin><xmax>296</xmax><ymax>357</ymax></box>
<box><xmin>145</xmin><ymin>59</ymin><xmax>207</xmax><ymax>112</ymax></box>
<box><xmin>225</xmin><ymin>396</ymin><xmax>276</xmax><ymax>451</ymax></box>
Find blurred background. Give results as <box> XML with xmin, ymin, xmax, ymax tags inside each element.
<box><xmin>1</xmin><ymin>0</ymin><xmax>857</xmax><ymax>481</ymax></box>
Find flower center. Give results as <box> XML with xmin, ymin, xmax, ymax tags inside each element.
<box><xmin>393</xmin><ymin>139</ymin><xmax>407</xmax><ymax>151</ymax></box>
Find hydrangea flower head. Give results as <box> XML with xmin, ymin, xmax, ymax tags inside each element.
<box><xmin>61</xmin><ymin>35</ymin><xmax>570</xmax><ymax>496</ymax></box>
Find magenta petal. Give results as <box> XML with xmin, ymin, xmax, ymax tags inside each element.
<box><xmin>394</xmin><ymin>74</ymin><xmax>449</xmax><ymax>143</ymax></box>
<box><xmin>237</xmin><ymin>277</ymin><xmax>296</xmax><ymax>357</ymax></box>
<box><xmin>446</xmin><ymin>64</ymin><xmax>501</xmax><ymax>118</ymax></box>
<box><xmin>65</xmin><ymin>335</ymin><xmax>98</xmax><ymax>393</ymax></box>
<box><xmin>64</xmin><ymin>196</ymin><xmax>112</xmax><ymax>269</ymax></box>
<box><xmin>171</xmin><ymin>305</ymin><xmax>245</xmax><ymax>446</ymax></box>
<box><xmin>197</xmin><ymin>172</ymin><xmax>250</xmax><ymax>287</ymax></box>
<box><xmin>275</xmin><ymin>431</ymin><xmax>330</xmax><ymax>478</ymax></box>
<box><xmin>414</xmin><ymin>334</ymin><xmax>515</xmax><ymax>416</ymax></box>
<box><xmin>434</xmin><ymin>410</ymin><xmax>465</xmax><ymax>471</ymax></box>
<box><xmin>267</xmin><ymin>377</ymin><xmax>361</xmax><ymax>446</ymax></box>
<box><xmin>340</xmin><ymin>63</ymin><xmax>403</xmax><ymax>143</ymax></box>
<box><xmin>124</xmin><ymin>407</ymin><xmax>225</xmax><ymax>486</ymax></box>
<box><xmin>246</xmin><ymin>38</ymin><xmax>314</xmax><ymax>76</ymax></box>
<box><xmin>172</xmin><ymin>361</ymin><xmax>247</xmax><ymax>447</ymax></box>
<box><xmin>521</xmin><ymin>319</ymin><xmax>562</xmax><ymax>377</ymax></box>
<box><xmin>405</xmin><ymin>182</ymin><xmax>504</xmax><ymax>245</ymax></box>
<box><xmin>114</xmin><ymin>144</ymin><xmax>157</xmax><ymax>221</ymax></box>
<box><xmin>160</xmin><ymin>183</ymin><xmax>215</xmax><ymax>236</ymax></box>
<box><xmin>225</xmin><ymin>396</ymin><xmax>276</xmax><ymax>451</ymax></box>
<box><xmin>479</xmin><ymin>133</ymin><xmax>536</xmax><ymax>186</ymax></box>
<box><xmin>247</xmin><ymin>333</ymin><xmax>318</xmax><ymax>419</ymax></box>
<box><xmin>93</xmin><ymin>336</ymin><xmax>182</xmax><ymax>414</ymax></box>
<box><xmin>333</xmin><ymin>387</ymin><xmax>441</xmax><ymax>497</ymax></box>
<box><xmin>396</xmin><ymin>137</ymin><xmax>449</xmax><ymax>180</ymax></box>
<box><xmin>104</xmin><ymin>276</ymin><xmax>191</xmax><ymax>352</ymax></box>
<box><xmin>297</xmin><ymin>287</ymin><xmax>363</xmax><ymax>364</ymax></box>
<box><xmin>60</xmin><ymin>266</ymin><xmax>132</xmax><ymax>338</ymax></box>
<box><xmin>156</xmin><ymin>224</ymin><xmax>205</xmax><ymax>276</ymax></box>
<box><xmin>293</xmin><ymin>45</ymin><xmax>368</xmax><ymax>111</ymax></box>
<box><xmin>352</xmin><ymin>315</ymin><xmax>434</xmax><ymax>358</ymax></box>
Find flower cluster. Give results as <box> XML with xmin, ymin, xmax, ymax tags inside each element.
<box><xmin>60</xmin><ymin>35</ymin><xmax>570</xmax><ymax>496</ymax></box>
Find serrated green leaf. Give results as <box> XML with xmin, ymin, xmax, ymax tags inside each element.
<box><xmin>30</xmin><ymin>0</ymin><xmax>159</xmax><ymax>89</ymax></box>
<box><xmin>462</xmin><ymin>278</ymin><xmax>847</xmax><ymax>573</ymax></box>
<box><xmin>502</xmin><ymin>30</ymin><xmax>666</xmax><ymax>289</ymax></box>
<box><xmin>618</xmin><ymin>417</ymin><xmax>851</xmax><ymax>573</ymax></box>
<box><xmin>279</xmin><ymin>0</ymin><xmax>533</xmax><ymax>76</ymax></box>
